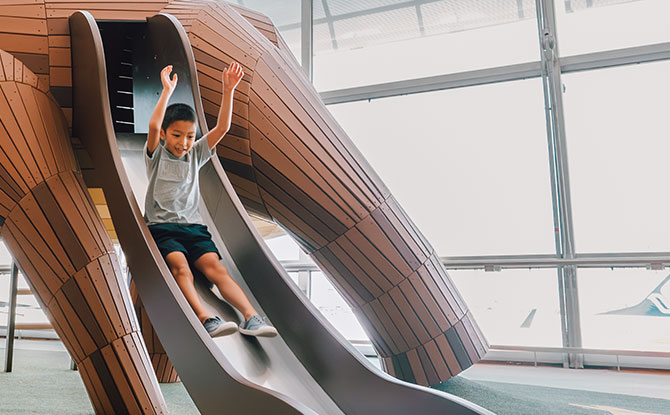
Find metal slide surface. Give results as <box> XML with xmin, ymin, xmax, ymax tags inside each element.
<box><xmin>69</xmin><ymin>10</ymin><xmax>493</xmax><ymax>415</ymax></box>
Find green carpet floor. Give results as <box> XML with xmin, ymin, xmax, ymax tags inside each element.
<box><xmin>437</xmin><ymin>376</ymin><xmax>670</xmax><ymax>415</ymax></box>
<box><xmin>0</xmin><ymin>348</ymin><xmax>199</xmax><ymax>415</ymax></box>
<box><xmin>1</xmin><ymin>347</ymin><xmax>669</xmax><ymax>414</ymax></box>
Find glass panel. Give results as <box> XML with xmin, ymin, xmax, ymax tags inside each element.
<box><xmin>578</xmin><ymin>268</ymin><xmax>670</xmax><ymax>352</ymax></box>
<box><xmin>0</xmin><ymin>274</ymin><xmax>51</xmax><ymax>328</ymax></box>
<box><xmin>287</xmin><ymin>271</ymin><xmax>300</xmax><ymax>286</ymax></box>
<box><xmin>0</xmin><ymin>242</ymin><xmax>12</xmax><ymax>268</ymax></box>
<box><xmin>231</xmin><ymin>0</ymin><xmax>302</xmax><ymax>64</ymax></box>
<box><xmin>314</xmin><ymin>0</ymin><xmax>539</xmax><ymax>91</ymax></box>
<box><xmin>310</xmin><ymin>271</ymin><xmax>370</xmax><ymax>341</ymax></box>
<box><xmin>562</xmin><ymin>61</ymin><xmax>670</xmax><ymax>253</ymax></box>
<box><xmin>328</xmin><ymin>79</ymin><xmax>555</xmax><ymax>256</ymax></box>
<box><xmin>450</xmin><ymin>268</ymin><xmax>562</xmax><ymax>347</ymax></box>
<box><xmin>265</xmin><ymin>234</ymin><xmax>302</xmax><ymax>261</ymax></box>
<box><xmin>555</xmin><ymin>0</ymin><xmax>670</xmax><ymax>57</ymax></box>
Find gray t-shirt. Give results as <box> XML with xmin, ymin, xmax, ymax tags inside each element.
<box><xmin>144</xmin><ymin>136</ymin><xmax>215</xmax><ymax>225</ymax></box>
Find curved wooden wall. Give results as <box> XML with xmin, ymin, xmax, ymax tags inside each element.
<box><xmin>0</xmin><ymin>0</ymin><xmax>488</xmax><ymax>387</ymax></box>
<box><xmin>0</xmin><ymin>51</ymin><xmax>167</xmax><ymax>414</ymax></box>
<box><xmin>165</xmin><ymin>1</ymin><xmax>489</xmax><ymax>386</ymax></box>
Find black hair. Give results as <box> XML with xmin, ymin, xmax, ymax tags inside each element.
<box><xmin>162</xmin><ymin>103</ymin><xmax>197</xmax><ymax>131</ymax></box>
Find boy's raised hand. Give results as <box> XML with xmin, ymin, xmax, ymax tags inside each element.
<box><xmin>222</xmin><ymin>61</ymin><xmax>244</xmax><ymax>92</ymax></box>
<box><xmin>161</xmin><ymin>65</ymin><xmax>178</xmax><ymax>94</ymax></box>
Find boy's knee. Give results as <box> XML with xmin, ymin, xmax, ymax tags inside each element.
<box><xmin>171</xmin><ymin>264</ymin><xmax>193</xmax><ymax>281</ymax></box>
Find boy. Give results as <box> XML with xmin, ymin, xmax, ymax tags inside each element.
<box><xmin>144</xmin><ymin>62</ymin><xmax>277</xmax><ymax>338</ymax></box>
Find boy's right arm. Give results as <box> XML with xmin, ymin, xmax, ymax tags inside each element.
<box><xmin>147</xmin><ymin>65</ymin><xmax>178</xmax><ymax>155</ymax></box>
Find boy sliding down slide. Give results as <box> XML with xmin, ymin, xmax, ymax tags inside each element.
<box><xmin>144</xmin><ymin>62</ymin><xmax>277</xmax><ymax>338</ymax></box>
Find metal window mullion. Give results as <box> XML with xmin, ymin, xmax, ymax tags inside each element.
<box><xmin>536</xmin><ymin>0</ymin><xmax>582</xmax><ymax>368</ymax></box>
<box><xmin>4</xmin><ymin>263</ymin><xmax>19</xmax><ymax>373</ymax></box>
<box><xmin>301</xmin><ymin>0</ymin><xmax>314</xmax><ymax>81</ymax></box>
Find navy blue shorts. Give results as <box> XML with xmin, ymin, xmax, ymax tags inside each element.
<box><xmin>148</xmin><ymin>223</ymin><xmax>221</xmax><ymax>264</ymax></box>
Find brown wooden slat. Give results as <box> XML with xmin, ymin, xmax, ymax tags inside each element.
<box><xmin>417</xmin><ymin>345</ymin><xmax>440</xmax><ymax>386</ymax></box>
<box><xmin>0</xmin><ymin>4</ymin><xmax>44</xmax><ymax>18</ymax></box>
<box><xmin>47</xmin><ymin>174</ymin><xmax>102</xmax><ymax>259</ymax></box>
<box><xmin>388</xmin><ymin>285</ymin><xmax>431</xmax><ymax>345</ymax></box>
<box><xmin>257</xmin><ymin>49</ymin><xmax>385</xmax><ymax>203</ymax></box>
<box><xmin>335</xmin><ymin>235</ymin><xmax>393</xmax><ymax>292</ymax></box>
<box><xmin>405</xmin><ymin>348</ymin><xmax>428</xmax><ymax>386</ymax></box>
<box><xmin>5</xmin><ymin>218</ymin><xmax>63</xmax><ymax>294</ymax></box>
<box><xmin>424</xmin><ymin>339</ymin><xmax>451</xmax><ymax>380</ymax></box>
<box><xmin>0</xmin><ymin>50</ymin><xmax>14</xmax><ymax>80</ymax></box>
<box><xmin>361</xmin><ymin>305</ymin><xmax>400</xmax><ymax>356</ymax></box>
<box><xmin>31</xmin><ymin>181</ymin><xmax>89</xmax><ymax>270</ymax></box>
<box><xmin>250</xmin><ymin>70</ymin><xmax>376</xmax><ymax>216</ymax></box>
<box><xmin>328</xmin><ymin>241</ymin><xmax>383</xmax><ymax>298</ymax></box>
<box><xmin>416</xmin><ymin>263</ymin><xmax>458</xmax><ymax>326</ymax></box>
<box><xmin>0</xmin><ymin>33</ymin><xmax>48</xmax><ymax>54</ymax></box>
<box><xmin>86</xmin><ymin>259</ymin><xmax>128</xmax><ymax>338</ymax></box>
<box><xmin>378</xmin><ymin>293</ymin><xmax>420</xmax><ymax>350</ymax></box>
<box><xmin>398</xmin><ymin>278</ymin><xmax>441</xmax><ymax>338</ymax></box>
<box><xmin>48</xmin><ymin>46</ymin><xmax>70</xmax><ymax>66</ymax></box>
<box><xmin>46</xmin><ymin>17</ymin><xmax>69</xmax><ymax>35</ymax></box>
<box><xmin>0</xmin><ymin>84</ymin><xmax>41</xmax><ymax>187</ymax></box>
<box><xmin>254</xmin><ymin>159</ymin><xmax>338</xmax><ymax>242</ymax></box>
<box><xmin>435</xmin><ymin>334</ymin><xmax>461</xmax><ymax>376</ymax></box>
<box><xmin>53</xmin><ymin>287</ymin><xmax>98</xmax><ymax>356</ymax></box>
<box><xmin>78</xmin><ymin>357</ymin><xmax>111</xmax><ymax>414</ymax></box>
<box><xmin>9</xmin><ymin>204</ymin><xmax>68</xmax><ymax>282</ymax></box>
<box><xmin>248</xmin><ymin>94</ymin><xmax>369</xmax><ymax>221</ymax></box>
<box><xmin>73</xmin><ymin>266</ymin><xmax>117</xmax><ymax>342</ymax></box>
<box><xmin>101</xmin><ymin>341</ymin><xmax>143</xmax><ymax>414</ymax></box>
<box><xmin>48</xmin><ymin>66</ymin><xmax>71</xmax><ymax>86</ymax></box>
<box><xmin>408</xmin><ymin>267</ymin><xmax>451</xmax><ymax>332</ymax></box>
<box><xmin>0</xmin><ymin>16</ymin><xmax>47</xmax><ymax>35</ymax></box>
<box><xmin>16</xmin><ymin>82</ymin><xmax>57</xmax><ymax>175</ymax></box>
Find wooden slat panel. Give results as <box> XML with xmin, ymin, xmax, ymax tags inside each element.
<box><xmin>378</xmin><ymin>293</ymin><xmax>420</xmax><ymax>350</ymax></box>
<box><xmin>78</xmin><ymin>358</ymin><xmax>110</xmax><ymax>415</ymax></box>
<box><xmin>31</xmin><ymin>180</ymin><xmax>89</xmax><ymax>269</ymax></box>
<box><xmin>49</xmin><ymin>66</ymin><xmax>71</xmax><ymax>86</ymax></box>
<box><xmin>424</xmin><ymin>339</ymin><xmax>451</xmax><ymax>380</ymax></box>
<box><xmin>101</xmin><ymin>342</ymin><xmax>142</xmax><ymax>415</ymax></box>
<box><xmin>434</xmin><ymin>333</ymin><xmax>461</xmax><ymax>376</ymax></box>
<box><xmin>1</xmin><ymin>223</ymin><xmax>53</xmax><ymax>305</ymax></box>
<box><xmin>408</xmin><ymin>267</ymin><xmax>451</xmax><ymax>332</ymax></box>
<box><xmin>48</xmin><ymin>46</ymin><xmax>70</xmax><ymax>66</ymax></box>
<box><xmin>417</xmin><ymin>345</ymin><xmax>440</xmax><ymax>386</ymax></box>
<box><xmin>398</xmin><ymin>278</ymin><xmax>441</xmax><ymax>338</ymax></box>
<box><xmin>362</xmin><ymin>301</ymin><xmax>402</xmax><ymax>354</ymax></box>
<box><xmin>0</xmin><ymin>4</ymin><xmax>45</xmax><ymax>18</ymax></box>
<box><xmin>0</xmin><ymin>33</ymin><xmax>48</xmax><ymax>54</ymax></box>
<box><xmin>405</xmin><ymin>348</ymin><xmax>428</xmax><ymax>386</ymax></box>
<box><xmin>344</xmin><ymin>227</ymin><xmax>404</xmax><ymax>286</ymax></box>
<box><xmin>388</xmin><ymin>285</ymin><xmax>431</xmax><ymax>345</ymax></box>
<box><xmin>0</xmin><ymin>84</ymin><xmax>41</xmax><ymax>187</ymax></box>
<box><xmin>0</xmin><ymin>16</ymin><xmax>47</xmax><ymax>35</ymax></box>
<box><xmin>16</xmin><ymin>82</ymin><xmax>57</xmax><ymax>175</ymax></box>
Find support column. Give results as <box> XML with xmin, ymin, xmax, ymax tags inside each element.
<box><xmin>0</xmin><ymin>50</ymin><xmax>167</xmax><ymax>414</ymax></box>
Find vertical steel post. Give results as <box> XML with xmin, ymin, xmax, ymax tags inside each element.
<box><xmin>4</xmin><ymin>263</ymin><xmax>19</xmax><ymax>372</ymax></box>
<box><xmin>301</xmin><ymin>0</ymin><xmax>314</xmax><ymax>81</ymax></box>
<box><xmin>535</xmin><ymin>0</ymin><xmax>583</xmax><ymax>368</ymax></box>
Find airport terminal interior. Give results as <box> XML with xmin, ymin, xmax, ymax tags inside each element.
<box><xmin>1</xmin><ymin>0</ymin><xmax>670</xmax><ymax>414</ymax></box>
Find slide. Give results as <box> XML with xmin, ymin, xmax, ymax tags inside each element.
<box><xmin>69</xmin><ymin>10</ymin><xmax>492</xmax><ymax>415</ymax></box>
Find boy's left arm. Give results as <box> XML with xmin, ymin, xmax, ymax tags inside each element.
<box><xmin>206</xmin><ymin>62</ymin><xmax>244</xmax><ymax>150</ymax></box>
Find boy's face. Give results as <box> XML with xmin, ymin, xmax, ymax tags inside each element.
<box><xmin>161</xmin><ymin>120</ymin><xmax>197</xmax><ymax>158</ymax></box>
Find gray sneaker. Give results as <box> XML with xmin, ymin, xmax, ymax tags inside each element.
<box><xmin>203</xmin><ymin>316</ymin><xmax>237</xmax><ymax>337</ymax></box>
<box><xmin>239</xmin><ymin>315</ymin><xmax>277</xmax><ymax>337</ymax></box>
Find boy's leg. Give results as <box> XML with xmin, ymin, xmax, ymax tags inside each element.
<box><xmin>193</xmin><ymin>252</ymin><xmax>257</xmax><ymax>321</ymax></box>
<box><xmin>165</xmin><ymin>251</ymin><xmax>214</xmax><ymax>323</ymax></box>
